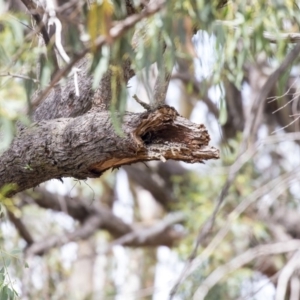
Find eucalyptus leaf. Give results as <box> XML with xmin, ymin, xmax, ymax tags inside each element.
<box><xmin>218</xmin><ymin>96</ymin><xmax>227</xmax><ymax>125</ymax></box>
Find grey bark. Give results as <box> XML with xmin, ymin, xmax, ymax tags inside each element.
<box><xmin>1</xmin><ymin>106</ymin><xmax>219</xmax><ymax>197</ymax></box>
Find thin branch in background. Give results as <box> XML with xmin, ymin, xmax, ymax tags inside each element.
<box><xmin>32</xmin><ymin>0</ymin><xmax>166</xmax><ymax>108</ymax></box>
<box><xmin>20</xmin><ymin>0</ymin><xmax>50</xmax><ymax>44</ymax></box>
<box><xmin>25</xmin><ymin>213</ymin><xmax>102</xmax><ymax>256</ymax></box>
<box><xmin>6</xmin><ymin>209</ymin><xmax>34</xmax><ymax>245</ymax></box>
<box><xmin>290</xmin><ymin>275</ymin><xmax>300</xmax><ymax>300</ymax></box>
<box><xmin>8</xmin><ymin>13</ymin><xmax>34</xmax><ymax>31</ymax></box>
<box><xmin>56</xmin><ymin>0</ymin><xmax>82</xmax><ymax>13</ymax></box>
<box><xmin>275</xmin><ymin>251</ymin><xmax>300</xmax><ymax>300</ymax></box>
<box><xmin>45</xmin><ymin>0</ymin><xmax>82</xmax><ymax>96</ymax></box>
<box><xmin>237</xmin><ymin>271</ymin><xmax>280</xmax><ymax>300</ymax></box>
<box><xmin>186</xmin><ymin>169</ymin><xmax>300</xmax><ymax>280</ymax></box>
<box><xmin>0</xmin><ymin>72</ymin><xmax>39</xmax><ymax>83</ymax></box>
<box><xmin>192</xmin><ymin>240</ymin><xmax>300</xmax><ymax>300</ymax></box>
<box><xmin>20</xmin><ymin>0</ymin><xmax>59</xmax><ymax>71</ymax></box>
<box><xmin>24</xmin><ymin>211</ymin><xmax>185</xmax><ymax>256</ymax></box>
<box><xmin>245</xmin><ymin>41</ymin><xmax>300</xmax><ymax>143</ymax></box>
<box><xmin>170</xmin><ymin>167</ymin><xmax>300</xmax><ymax>298</ymax></box>
<box><xmin>272</xmin><ymin>115</ymin><xmax>300</xmax><ymax>133</ymax></box>
<box><xmin>267</xmin><ymin>76</ymin><xmax>300</xmax><ymax>103</ymax></box>
<box><xmin>216</xmin><ymin>20</ymin><xmax>300</xmax><ymax>43</ymax></box>
<box><xmin>272</xmin><ymin>91</ymin><xmax>300</xmax><ymax>114</ymax></box>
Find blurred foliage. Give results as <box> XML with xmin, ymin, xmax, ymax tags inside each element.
<box><xmin>171</xmin><ymin>140</ymin><xmax>287</xmax><ymax>298</ymax></box>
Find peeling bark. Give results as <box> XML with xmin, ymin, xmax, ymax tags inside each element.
<box><xmin>0</xmin><ymin>106</ymin><xmax>219</xmax><ymax>197</ymax></box>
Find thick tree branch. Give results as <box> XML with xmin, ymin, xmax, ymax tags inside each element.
<box><xmin>7</xmin><ymin>209</ymin><xmax>34</xmax><ymax>245</ymax></box>
<box><xmin>1</xmin><ymin>106</ymin><xmax>219</xmax><ymax>197</ymax></box>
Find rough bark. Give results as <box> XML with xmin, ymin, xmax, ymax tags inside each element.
<box><xmin>33</xmin><ymin>58</ymin><xmax>94</xmax><ymax>121</ymax></box>
<box><xmin>1</xmin><ymin>106</ymin><xmax>219</xmax><ymax>197</ymax></box>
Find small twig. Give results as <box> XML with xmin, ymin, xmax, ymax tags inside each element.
<box><xmin>153</xmin><ymin>53</ymin><xmax>173</xmax><ymax>108</ymax></box>
<box><xmin>272</xmin><ymin>115</ymin><xmax>300</xmax><ymax>133</ymax></box>
<box><xmin>276</xmin><ymin>251</ymin><xmax>300</xmax><ymax>300</ymax></box>
<box><xmin>272</xmin><ymin>91</ymin><xmax>300</xmax><ymax>114</ymax></box>
<box><xmin>0</xmin><ymin>72</ymin><xmax>39</xmax><ymax>83</ymax></box>
<box><xmin>244</xmin><ymin>41</ymin><xmax>300</xmax><ymax>143</ymax></box>
<box><xmin>133</xmin><ymin>94</ymin><xmax>151</xmax><ymax>110</ymax></box>
<box><xmin>25</xmin><ymin>214</ymin><xmax>102</xmax><ymax>256</ymax></box>
<box><xmin>216</xmin><ymin>20</ymin><xmax>300</xmax><ymax>43</ymax></box>
<box><xmin>101</xmin><ymin>212</ymin><xmax>186</xmax><ymax>254</ymax></box>
<box><xmin>20</xmin><ymin>0</ymin><xmax>59</xmax><ymax>71</ymax></box>
<box><xmin>267</xmin><ymin>76</ymin><xmax>300</xmax><ymax>103</ymax></box>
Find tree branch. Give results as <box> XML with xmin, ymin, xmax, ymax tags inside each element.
<box><xmin>20</xmin><ymin>188</ymin><xmax>132</xmax><ymax>236</ymax></box>
<box><xmin>244</xmin><ymin>41</ymin><xmax>300</xmax><ymax>143</ymax></box>
<box><xmin>17</xmin><ymin>188</ymin><xmax>185</xmax><ymax>255</ymax></box>
<box><xmin>1</xmin><ymin>106</ymin><xmax>218</xmax><ymax>197</ymax></box>
<box><xmin>25</xmin><ymin>213</ymin><xmax>102</xmax><ymax>256</ymax></box>
<box><xmin>20</xmin><ymin>187</ymin><xmax>93</xmax><ymax>222</ymax></box>
<box><xmin>276</xmin><ymin>251</ymin><xmax>300</xmax><ymax>300</ymax></box>
<box><xmin>153</xmin><ymin>55</ymin><xmax>172</xmax><ymax>108</ymax></box>
<box><xmin>25</xmin><ymin>211</ymin><xmax>185</xmax><ymax>256</ymax></box>
<box><xmin>6</xmin><ymin>209</ymin><xmax>34</xmax><ymax>245</ymax></box>
<box><xmin>106</xmin><ymin>212</ymin><xmax>186</xmax><ymax>249</ymax></box>
<box><xmin>124</xmin><ymin>164</ymin><xmax>176</xmax><ymax>208</ymax></box>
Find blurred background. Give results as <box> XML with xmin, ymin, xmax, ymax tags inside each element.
<box><xmin>1</xmin><ymin>0</ymin><xmax>300</xmax><ymax>299</ymax></box>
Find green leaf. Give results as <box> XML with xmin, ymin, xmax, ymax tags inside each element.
<box><xmin>0</xmin><ymin>285</ymin><xmax>8</xmax><ymax>300</ymax></box>
<box><xmin>92</xmin><ymin>46</ymin><xmax>110</xmax><ymax>89</ymax></box>
<box><xmin>218</xmin><ymin>96</ymin><xmax>227</xmax><ymax>125</ymax></box>
<box><xmin>10</xmin><ymin>249</ymin><xmax>22</xmax><ymax>256</ymax></box>
<box><xmin>88</xmin><ymin>0</ymin><xmax>114</xmax><ymax>50</ymax></box>
<box><xmin>0</xmin><ymin>118</ymin><xmax>14</xmax><ymax>152</ymax></box>
<box><xmin>0</xmin><ymin>272</ymin><xmax>4</xmax><ymax>284</ymax></box>
<box><xmin>3</xmin><ymin>257</ymin><xmax>11</xmax><ymax>268</ymax></box>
